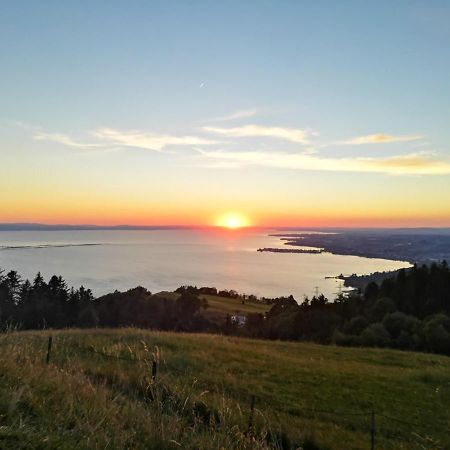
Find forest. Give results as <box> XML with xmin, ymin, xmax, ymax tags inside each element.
<box><xmin>240</xmin><ymin>261</ymin><xmax>450</xmax><ymax>355</ymax></box>
<box><xmin>1</xmin><ymin>261</ymin><xmax>450</xmax><ymax>355</ymax></box>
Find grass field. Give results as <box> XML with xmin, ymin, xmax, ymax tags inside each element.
<box><xmin>153</xmin><ymin>291</ymin><xmax>270</xmax><ymax>317</ymax></box>
<box><xmin>196</xmin><ymin>294</ymin><xmax>269</xmax><ymax>325</ymax></box>
<box><xmin>200</xmin><ymin>294</ymin><xmax>270</xmax><ymax>314</ymax></box>
<box><xmin>0</xmin><ymin>329</ymin><xmax>449</xmax><ymax>449</ymax></box>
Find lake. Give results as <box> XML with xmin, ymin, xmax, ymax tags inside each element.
<box><xmin>0</xmin><ymin>229</ymin><xmax>410</xmax><ymax>300</ymax></box>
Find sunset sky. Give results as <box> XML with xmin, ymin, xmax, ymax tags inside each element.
<box><xmin>1</xmin><ymin>1</ymin><xmax>450</xmax><ymax>227</ymax></box>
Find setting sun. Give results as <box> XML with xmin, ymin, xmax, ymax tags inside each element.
<box><xmin>216</xmin><ymin>213</ymin><xmax>250</xmax><ymax>229</ymax></box>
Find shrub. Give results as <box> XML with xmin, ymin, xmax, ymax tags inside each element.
<box><xmin>423</xmin><ymin>314</ymin><xmax>450</xmax><ymax>354</ymax></box>
<box><xmin>343</xmin><ymin>316</ymin><xmax>369</xmax><ymax>335</ymax></box>
<box><xmin>382</xmin><ymin>312</ymin><xmax>420</xmax><ymax>339</ymax></box>
<box><xmin>360</xmin><ymin>323</ymin><xmax>391</xmax><ymax>347</ymax></box>
<box><xmin>367</xmin><ymin>297</ymin><xmax>396</xmax><ymax>322</ymax></box>
<box><xmin>76</xmin><ymin>306</ymin><xmax>99</xmax><ymax>328</ymax></box>
<box><xmin>332</xmin><ymin>330</ymin><xmax>357</xmax><ymax>346</ymax></box>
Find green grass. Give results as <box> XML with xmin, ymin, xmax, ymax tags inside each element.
<box><xmin>153</xmin><ymin>290</ymin><xmax>270</xmax><ymax>316</ymax></box>
<box><xmin>0</xmin><ymin>329</ymin><xmax>449</xmax><ymax>449</ymax></box>
<box><xmin>200</xmin><ymin>294</ymin><xmax>270</xmax><ymax>314</ymax></box>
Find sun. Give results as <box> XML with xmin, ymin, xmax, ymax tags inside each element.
<box><xmin>216</xmin><ymin>213</ymin><xmax>250</xmax><ymax>229</ymax></box>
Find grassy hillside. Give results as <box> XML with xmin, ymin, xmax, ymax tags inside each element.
<box><xmin>200</xmin><ymin>294</ymin><xmax>269</xmax><ymax>314</ymax></box>
<box><xmin>0</xmin><ymin>329</ymin><xmax>449</xmax><ymax>449</ymax></box>
<box><xmin>153</xmin><ymin>291</ymin><xmax>269</xmax><ymax>326</ymax></box>
<box><xmin>154</xmin><ymin>291</ymin><xmax>270</xmax><ymax>315</ymax></box>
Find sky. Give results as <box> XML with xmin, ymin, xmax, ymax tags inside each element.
<box><xmin>1</xmin><ymin>0</ymin><xmax>450</xmax><ymax>227</ymax></box>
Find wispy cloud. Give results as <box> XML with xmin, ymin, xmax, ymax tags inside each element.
<box><xmin>93</xmin><ymin>127</ymin><xmax>217</xmax><ymax>151</ymax></box>
<box><xmin>205</xmin><ymin>109</ymin><xmax>258</xmax><ymax>122</ymax></box>
<box><xmin>32</xmin><ymin>127</ymin><xmax>217</xmax><ymax>152</ymax></box>
<box><xmin>24</xmin><ymin>123</ymin><xmax>438</xmax><ymax>175</ymax></box>
<box><xmin>197</xmin><ymin>149</ymin><xmax>450</xmax><ymax>175</ymax></box>
<box><xmin>203</xmin><ymin>124</ymin><xmax>311</xmax><ymax>144</ymax></box>
<box><xmin>341</xmin><ymin>133</ymin><xmax>424</xmax><ymax>145</ymax></box>
<box><xmin>9</xmin><ymin>121</ymin><xmax>42</xmax><ymax>131</ymax></box>
<box><xmin>33</xmin><ymin>132</ymin><xmax>102</xmax><ymax>149</ymax></box>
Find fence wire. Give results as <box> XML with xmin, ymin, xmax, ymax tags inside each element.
<box><xmin>43</xmin><ymin>335</ymin><xmax>450</xmax><ymax>449</ymax></box>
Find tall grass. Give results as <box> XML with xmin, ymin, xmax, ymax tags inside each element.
<box><xmin>0</xmin><ymin>328</ymin><xmax>448</xmax><ymax>449</ymax></box>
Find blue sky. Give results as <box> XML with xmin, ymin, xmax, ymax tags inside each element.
<box><xmin>1</xmin><ymin>1</ymin><xmax>450</xmax><ymax>226</ymax></box>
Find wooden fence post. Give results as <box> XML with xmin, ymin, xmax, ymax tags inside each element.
<box><xmin>46</xmin><ymin>336</ymin><xmax>53</xmax><ymax>364</ymax></box>
<box><xmin>152</xmin><ymin>358</ymin><xmax>157</xmax><ymax>381</ymax></box>
<box><xmin>152</xmin><ymin>346</ymin><xmax>159</xmax><ymax>382</ymax></box>
<box><xmin>370</xmin><ymin>408</ymin><xmax>376</xmax><ymax>450</ymax></box>
<box><xmin>247</xmin><ymin>395</ymin><xmax>256</xmax><ymax>432</ymax></box>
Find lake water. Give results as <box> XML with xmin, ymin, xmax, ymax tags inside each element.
<box><xmin>0</xmin><ymin>229</ymin><xmax>410</xmax><ymax>300</ymax></box>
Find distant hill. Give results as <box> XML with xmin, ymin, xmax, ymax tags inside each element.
<box><xmin>2</xmin><ymin>223</ymin><xmax>449</xmax><ymax>234</ymax></box>
<box><xmin>0</xmin><ymin>223</ymin><xmax>192</xmax><ymax>231</ymax></box>
<box><xmin>273</xmin><ymin>227</ymin><xmax>450</xmax><ymax>236</ymax></box>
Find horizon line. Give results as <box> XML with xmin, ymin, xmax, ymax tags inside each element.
<box><xmin>0</xmin><ymin>222</ymin><xmax>449</xmax><ymax>231</ymax></box>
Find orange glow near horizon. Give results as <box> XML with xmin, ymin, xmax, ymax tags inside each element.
<box><xmin>1</xmin><ymin>195</ymin><xmax>450</xmax><ymax>229</ymax></box>
<box><xmin>2</xmin><ymin>159</ymin><xmax>449</xmax><ymax>229</ymax></box>
<box><xmin>2</xmin><ymin>210</ymin><xmax>450</xmax><ymax>229</ymax></box>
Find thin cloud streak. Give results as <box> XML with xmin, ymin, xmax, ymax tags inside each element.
<box><xmin>93</xmin><ymin>127</ymin><xmax>217</xmax><ymax>151</ymax></box>
<box><xmin>9</xmin><ymin>121</ymin><xmax>42</xmax><ymax>132</ymax></box>
<box><xmin>197</xmin><ymin>149</ymin><xmax>450</xmax><ymax>175</ymax></box>
<box><xmin>204</xmin><ymin>109</ymin><xmax>258</xmax><ymax>122</ymax></box>
<box><xmin>33</xmin><ymin>127</ymin><xmax>217</xmax><ymax>152</ymax></box>
<box><xmin>342</xmin><ymin>133</ymin><xmax>424</xmax><ymax>145</ymax></box>
<box><xmin>203</xmin><ymin>124</ymin><xmax>311</xmax><ymax>144</ymax></box>
<box><xmin>33</xmin><ymin>132</ymin><xmax>102</xmax><ymax>149</ymax></box>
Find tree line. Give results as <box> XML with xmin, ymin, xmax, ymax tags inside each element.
<box><xmin>175</xmin><ymin>285</ymin><xmax>279</xmax><ymax>304</ymax></box>
<box><xmin>1</xmin><ymin>262</ymin><xmax>450</xmax><ymax>355</ymax></box>
<box><xmin>0</xmin><ymin>269</ymin><xmax>211</xmax><ymax>332</ymax></box>
<box><xmin>0</xmin><ymin>270</ymin><xmax>95</xmax><ymax>329</ymax></box>
<box><xmin>238</xmin><ymin>261</ymin><xmax>450</xmax><ymax>355</ymax></box>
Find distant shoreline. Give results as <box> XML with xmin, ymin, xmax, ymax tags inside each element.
<box><xmin>268</xmin><ymin>231</ymin><xmax>450</xmax><ymax>266</ymax></box>
<box><xmin>0</xmin><ymin>243</ymin><xmax>103</xmax><ymax>250</ymax></box>
<box><xmin>0</xmin><ymin>223</ymin><xmax>192</xmax><ymax>231</ymax></box>
<box><xmin>0</xmin><ymin>223</ymin><xmax>450</xmax><ymax>232</ymax></box>
<box><xmin>325</xmin><ymin>270</ymin><xmax>403</xmax><ymax>292</ymax></box>
<box><xmin>257</xmin><ymin>247</ymin><xmax>322</xmax><ymax>254</ymax></box>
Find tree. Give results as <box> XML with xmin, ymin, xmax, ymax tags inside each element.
<box><xmin>360</xmin><ymin>323</ymin><xmax>391</xmax><ymax>347</ymax></box>
<box><xmin>364</xmin><ymin>282</ymin><xmax>379</xmax><ymax>301</ymax></box>
<box><xmin>176</xmin><ymin>292</ymin><xmax>203</xmax><ymax>329</ymax></box>
<box><xmin>367</xmin><ymin>297</ymin><xmax>395</xmax><ymax>322</ymax></box>
<box><xmin>5</xmin><ymin>270</ymin><xmax>21</xmax><ymax>304</ymax></box>
<box><xmin>343</xmin><ymin>316</ymin><xmax>369</xmax><ymax>335</ymax></box>
<box><xmin>382</xmin><ymin>312</ymin><xmax>420</xmax><ymax>341</ymax></box>
<box><xmin>76</xmin><ymin>306</ymin><xmax>99</xmax><ymax>328</ymax></box>
<box><xmin>33</xmin><ymin>272</ymin><xmax>45</xmax><ymax>290</ymax></box>
<box><xmin>423</xmin><ymin>314</ymin><xmax>450</xmax><ymax>354</ymax></box>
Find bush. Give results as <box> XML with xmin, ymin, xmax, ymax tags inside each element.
<box><xmin>360</xmin><ymin>323</ymin><xmax>391</xmax><ymax>347</ymax></box>
<box><xmin>76</xmin><ymin>306</ymin><xmax>99</xmax><ymax>328</ymax></box>
<box><xmin>423</xmin><ymin>314</ymin><xmax>450</xmax><ymax>354</ymax></box>
<box><xmin>382</xmin><ymin>312</ymin><xmax>420</xmax><ymax>339</ymax></box>
<box><xmin>397</xmin><ymin>330</ymin><xmax>422</xmax><ymax>350</ymax></box>
<box><xmin>343</xmin><ymin>316</ymin><xmax>369</xmax><ymax>335</ymax></box>
<box><xmin>368</xmin><ymin>297</ymin><xmax>396</xmax><ymax>322</ymax></box>
<box><xmin>332</xmin><ymin>330</ymin><xmax>360</xmax><ymax>346</ymax></box>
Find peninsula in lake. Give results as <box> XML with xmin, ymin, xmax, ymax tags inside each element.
<box><xmin>266</xmin><ymin>228</ymin><xmax>450</xmax><ymax>265</ymax></box>
<box><xmin>257</xmin><ymin>247</ymin><xmax>322</xmax><ymax>254</ymax></box>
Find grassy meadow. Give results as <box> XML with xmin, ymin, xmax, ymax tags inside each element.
<box><xmin>153</xmin><ymin>291</ymin><xmax>270</xmax><ymax>325</ymax></box>
<box><xmin>153</xmin><ymin>290</ymin><xmax>270</xmax><ymax>315</ymax></box>
<box><xmin>200</xmin><ymin>294</ymin><xmax>269</xmax><ymax>314</ymax></box>
<box><xmin>0</xmin><ymin>329</ymin><xmax>449</xmax><ymax>449</ymax></box>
